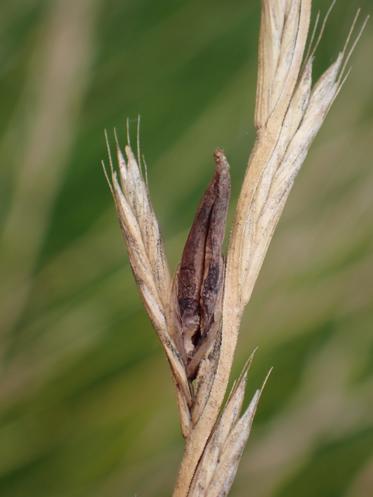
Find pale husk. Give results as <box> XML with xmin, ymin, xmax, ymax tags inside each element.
<box><xmin>104</xmin><ymin>1</ymin><xmax>368</xmax><ymax>496</ymax></box>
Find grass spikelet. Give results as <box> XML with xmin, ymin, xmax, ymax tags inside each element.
<box><xmin>103</xmin><ymin>2</ymin><xmax>367</xmax><ymax>495</ymax></box>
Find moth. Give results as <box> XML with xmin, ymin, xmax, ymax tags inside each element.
<box><xmin>173</xmin><ymin>149</ymin><xmax>231</xmax><ymax>380</ymax></box>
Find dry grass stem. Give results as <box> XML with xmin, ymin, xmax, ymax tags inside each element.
<box><xmin>103</xmin><ymin>1</ymin><xmax>368</xmax><ymax>496</ymax></box>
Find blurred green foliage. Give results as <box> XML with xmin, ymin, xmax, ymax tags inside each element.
<box><xmin>0</xmin><ymin>1</ymin><xmax>372</xmax><ymax>496</ymax></box>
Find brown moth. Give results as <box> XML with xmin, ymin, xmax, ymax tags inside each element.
<box><xmin>175</xmin><ymin>149</ymin><xmax>231</xmax><ymax>380</ymax></box>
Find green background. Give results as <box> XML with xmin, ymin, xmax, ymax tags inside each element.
<box><xmin>0</xmin><ymin>1</ymin><xmax>372</xmax><ymax>496</ymax></box>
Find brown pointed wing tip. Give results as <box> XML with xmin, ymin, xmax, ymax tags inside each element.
<box><xmin>214</xmin><ymin>148</ymin><xmax>229</xmax><ymax>171</ymax></box>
